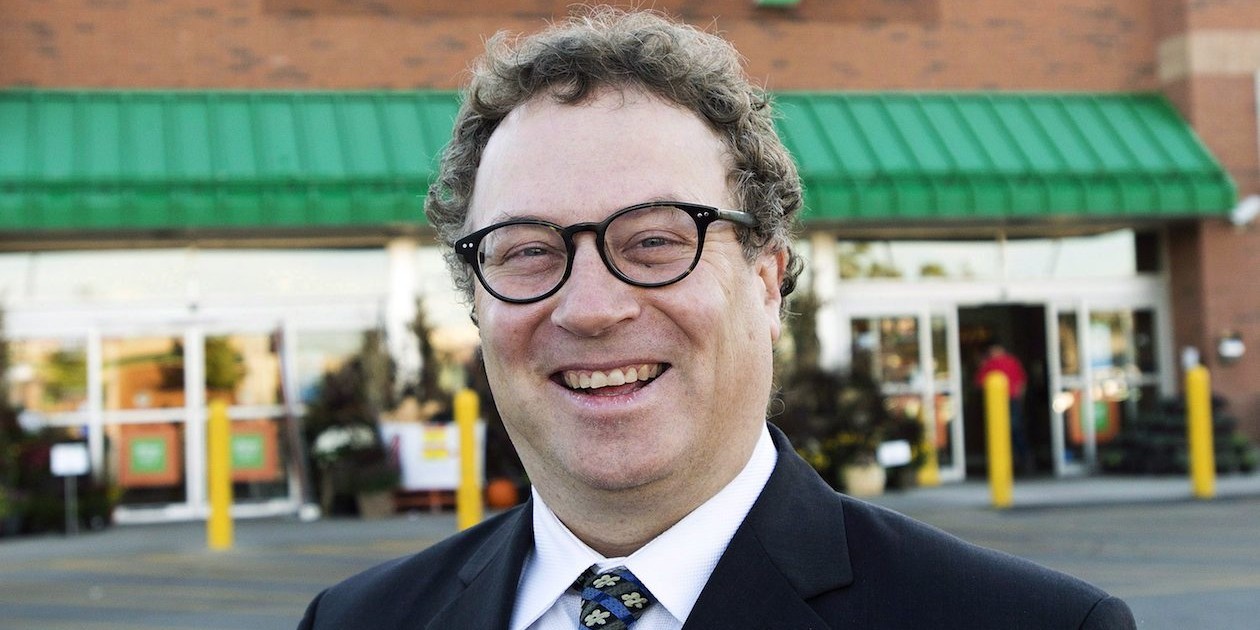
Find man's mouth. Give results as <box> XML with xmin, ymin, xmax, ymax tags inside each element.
<box><xmin>557</xmin><ymin>363</ymin><xmax>666</xmax><ymax>394</ymax></box>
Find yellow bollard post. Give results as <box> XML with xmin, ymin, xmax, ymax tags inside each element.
<box><xmin>917</xmin><ymin>446</ymin><xmax>942</xmax><ymax>487</ymax></box>
<box><xmin>1185</xmin><ymin>365</ymin><xmax>1216</xmax><ymax>500</ymax></box>
<box><xmin>984</xmin><ymin>372</ymin><xmax>1014</xmax><ymax>509</ymax></box>
<box><xmin>916</xmin><ymin>419</ymin><xmax>941</xmax><ymax>487</ymax></box>
<box><xmin>454</xmin><ymin>388</ymin><xmax>483</xmax><ymax>530</ymax></box>
<box><xmin>207</xmin><ymin>399</ymin><xmax>234</xmax><ymax>550</ymax></box>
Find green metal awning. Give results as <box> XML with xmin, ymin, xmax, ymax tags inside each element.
<box><xmin>0</xmin><ymin>89</ymin><xmax>459</xmax><ymax>247</ymax></box>
<box><xmin>0</xmin><ymin>90</ymin><xmax>1237</xmax><ymax>248</ymax></box>
<box><xmin>774</xmin><ymin>92</ymin><xmax>1236</xmax><ymax>232</ymax></box>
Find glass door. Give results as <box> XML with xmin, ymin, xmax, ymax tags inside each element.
<box><xmin>200</xmin><ymin>325</ymin><xmax>297</xmax><ymax>515</ymax></box>
<box><xmin>103</xmin><ymin>320</ymin><xmax>304</xmax><ymax>520</ymax></box>
<box><xmin>101</xmin><ymin>330</ymin><xmax>193</xmax><ymax>510</ymax></box>
<box><xmin>1049</xmin><ymin>308</ymin><xmax>1088</xmax><ymax>475</ymax></box>
<box><xmin>207</xmin><ymin>323</ymin><xmax>390</xmax><ymax>517</ymax></box>
<box><xmin>1048</xmin><ymin>305</ymin><xmax>1160</xmax><ymax>475</ymax></box>
<box><xmin>847</xmin><ymin>310</ymin><xmax>963</xmax><ymax>482</ymax></box>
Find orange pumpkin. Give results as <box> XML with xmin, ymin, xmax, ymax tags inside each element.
<box><xmin>485</xmin><ymin>478</ymin><xmax>520</xmax><ymax>508</ymax></box>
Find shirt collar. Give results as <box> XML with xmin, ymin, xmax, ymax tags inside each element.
<box><xmin>512</xmin><ymin>425</ymin><xmax>777</xmax><ymax>627</ymax></box>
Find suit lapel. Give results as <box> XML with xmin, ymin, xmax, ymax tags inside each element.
<box><xmin>684</xmin><ymin>425</ymin><xmax>854</xmax><ymax>629</ymax></box>
<box><xmin>423</xmin><ymin>501</ymin><xmax>535</xmax><ymax>630</ymax></box>
<box><xmin>683</xmin><ymin>535</ymin><xmax>833</xmax><ymax>629</ymax></box>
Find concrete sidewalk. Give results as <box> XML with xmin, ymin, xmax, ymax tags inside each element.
<box><xmin>868</xmin><ymin>470</ymin><xmax>1260</xmax><ymax>512</ymax></box>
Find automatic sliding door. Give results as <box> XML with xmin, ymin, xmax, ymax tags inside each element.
<box><xmin>1051</xmin><ymin>310</ymin><xmax>1088</xmax><ymax>474</ymax></box>
<box><xmin>849</xmin><ymin>311</ymin><xmax>962</xmax><ymax>481</ymax></box>
<box><xmin>102</xmin><ymin>334</ymin><xmax>190</xmax><ymax>507</ymax></box>
<box><xmin>203</xmin><ymin>331</ymin><xmax>292</xmax><ymax>507</ymax></box>
<box><xmin>1050</xmin><ymin>306</ymin><xmax>1160</xmax><ymax>474</ymax></box>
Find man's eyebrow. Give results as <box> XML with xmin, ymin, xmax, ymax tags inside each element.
<box><xmin>486</xmin><ymin>210</ymin><xmax>549</xmax><ymax>223</ymax></box>
<box><xmin>643</xmin><ymin>195</ymin><xmax>694</xmax><ymax>205</ymax></box>
<box><xmin>483</xmin><ymin>198</ymin><xmax>696</xmax><ymax>225</ymax></box>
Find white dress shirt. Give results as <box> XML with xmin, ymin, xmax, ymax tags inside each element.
<box><xmin>509</xmin><ymin>425</ymin><xmax>778</xmax><ymax>630</ymax></box>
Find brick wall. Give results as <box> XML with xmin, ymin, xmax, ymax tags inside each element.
<box><xmin>1</xmin><ymin>0</ymin><xmax>1159</xmax><ymax>91</ymax></box>
<box><xmin>1197</xmin><ymin>220</ymin><xmax>1260</xmax><ymax>437</ymax></box>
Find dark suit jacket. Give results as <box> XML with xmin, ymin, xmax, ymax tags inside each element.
<box><xmin>299</xmin><ymin>424</ymin><xmax>1135</xmax><ymax>629</ymax></box>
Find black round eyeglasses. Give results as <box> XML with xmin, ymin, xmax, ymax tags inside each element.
<box><xmin>454</xmin><ymin>201</ymin><xmax>756</xmax><ymax>304</ymax></box>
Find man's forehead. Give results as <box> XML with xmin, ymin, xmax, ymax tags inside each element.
<box><xmin>467</xmin><ymin>90</ymin><xmax>734</xmax><ymax>227</ymax></box>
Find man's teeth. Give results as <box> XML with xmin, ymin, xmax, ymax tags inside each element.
<box><xmin>564</xmin><ymin>364</ymin><xmax>661</xmax><ymax>390</ymax></box>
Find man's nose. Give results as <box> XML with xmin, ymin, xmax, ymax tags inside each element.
<box><xmin>550</xmin><ymin>235</ymin><xmax>640</xmax><ymax>336</ymax></box>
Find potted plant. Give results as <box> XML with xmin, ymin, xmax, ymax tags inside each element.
<box><xmin>311</xmin><ymin>423</ymin><xmax>399</xmax><ymax>518</ymax></box>
<box><xmin>778</xmin><ymin>367</ymin><xmax>895</xmax><ymax>496</ymax></box>
<box><xmin>875</xmin><ymin>404</ymin><xmax>926</xmax><ymax>491</ymax></box>
<box><xmin>303</xmin><ymin>330</ymin><xmax>400</xmax><ymax>518</ymax></box>
<box><xmin>0</xmin><ymin>484</ymin><xmax>15</xmax><ymax>536</ymax></box>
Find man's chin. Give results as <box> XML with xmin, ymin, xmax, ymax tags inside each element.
<box><xmin>570</xmin><ymin>458</ymin><xmax>668</xmax><ymax>494</ymax></box>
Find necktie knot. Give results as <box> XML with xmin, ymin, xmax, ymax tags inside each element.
<box><xmin>573</xmin><ymin>565</ymin><xmax>655</xmax><ymax>629</ymax></box>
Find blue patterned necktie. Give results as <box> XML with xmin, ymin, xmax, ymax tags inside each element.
<box><xmin>572</xmin><ymin>565</ymin><xmax>655</xmax><ymax>629</ymax></box>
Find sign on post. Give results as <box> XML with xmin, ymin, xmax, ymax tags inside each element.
<box><xmin>51</xmin><ymin>442</ymin><xmax>90</xmax><ymax>477</ymax></box>
<box><xmin>50</xmin><ymin>442</ymin><xmax>90</xmax><ymax>536</ymax></box>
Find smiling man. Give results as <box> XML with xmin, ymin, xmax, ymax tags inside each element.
<box><xmin>299</xmin><ymin>8</ymin><xmax>1135</xmax><ymax>630</ymax></box>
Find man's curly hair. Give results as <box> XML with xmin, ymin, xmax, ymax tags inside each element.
<box><xmin>425</xmin><ymin>7</ymin><xmax>803</xmax><ymax>309</ymax></box>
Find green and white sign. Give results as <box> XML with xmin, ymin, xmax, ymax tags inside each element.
<box><xmin>231</xmin><ymin>434</ymin><xmax>265</xmax><ymax>471</ymax></box>
<box><xmin>130</xmin><ymin>437</ymin><xmax>168</xmax><ymax>474</ymax></box>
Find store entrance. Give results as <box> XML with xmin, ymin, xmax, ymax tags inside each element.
<box><xmin>959</xmin><ymin>304</ymin><xmax>1050</xmax><ymax>478</ymax></box>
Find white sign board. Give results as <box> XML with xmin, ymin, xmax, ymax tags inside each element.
<box><xmin>380</xmin><ymin>422</ymin><xmax>484</xmax><ymax>491</ymax></box>
<box><xmin>876</xmin><ymin>439</ymin><xmax>914</xmax><ymax>468</ymax></box>
<box><xmin>50</xmin><ymin>442</ymin><xmax>91</xmax><ymax>477</ymax></box>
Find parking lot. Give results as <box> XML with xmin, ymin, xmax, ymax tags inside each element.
<box><xmin>1</xmin><ymin>476</ymin><xmax>1258</xmax><ymax>629</ymax></box>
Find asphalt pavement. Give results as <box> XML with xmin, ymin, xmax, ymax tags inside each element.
<box><xmin>1</xmin><ymin>473</ymin><xmax>1258</xmax><ymax>629</ymax></box>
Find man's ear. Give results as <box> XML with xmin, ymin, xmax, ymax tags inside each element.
<box><xmin>756</xmin><ymin>248</ymin><xmax>789</xmax><ymax>342</ymax></box>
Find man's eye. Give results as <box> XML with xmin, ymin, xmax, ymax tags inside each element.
<box><xmin>514</xmin><ymin>246</ymin><xmax>550</xmax><ymax>257</ymax></box>
<box><xmin>500</xmin><ymin>243</ymin><xmax>562</xmax><ymax>263</ymax></box>
<box><xmin>628</xmin><ymin>231</ymin><xmax>690</xmax><ymax>249</ymax></box>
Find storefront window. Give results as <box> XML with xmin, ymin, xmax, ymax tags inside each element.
<box><xmin>197</xmin><ymin>249</ymin><xmax>389</xmax><ymax>298</ymax></box>
<box><xmin>837</xmin><ymin>230</ymin><xmax>1139</xmax><ymax>282</ymax></box>
<box><xmin>1089</xmin><ymin>311</ymin><xmax>1136</xmax><ymax>380</ymax></box>
<box><xmin>0</xmin><ymin>250</ymin><xmax>188</xmax><ymax>302</ymax></box>
<box><xmin>851</xmin><ymin>316</ymin><xmax>920</xmax><ymax>385</ymax></box>
<box><xmin>1055</xmin><ymin>311</ymin><xmax>1087</xmax><ymax>467</ymax></box>
<box><xmin>930</xmin><ymin>317</ymin><xmax>954</xmax><ymax>467</ymax></box>
<box><xmin>1059</xmin><ymin>313</ymin><xmax>1080</xmax><ymax>377</ymax></box>
<box><xmin>0</xmin><ymin>247</ymin><xmax>392</xmax><ymax>304</ymax></box>
<box><xmin>852</xmin><ymin>314</ymin><xmax>957</xmax><ymax>473</ymax></box>
<box><xmin>1005</xmin><ymin>233</ymin><xmax>1136</xmax><ymax>280</ymax></box>
<box><xmin>931</xmin><ymin>317</ymin><xmax>949</xmax><ymax>381</ymax></box>
<box><xmin>229</xmin><ymin>417</ymin><xmax>290</xmax><ymax>502</ymax></box>
<box><xmin>5</xmin><ymin>338</ymin><xmax>88</xmax><ymax>415</ymax></box>
<box><xmin>1088</xmin><ymin>309</ymin><xmax>1160</xmax><ymax>439</ymax></box>
<box><xmin>205</xmin><ymin>334</ymin><xmax>281</xmax><ymax>407</ymax></box>
<box><xmin>295</xmin><ymin>331</ymin><xmax>366</xmax><ymax>404</ymax></box>
<box><xmin>102</xmin><ymin>336</ymin><xmax>185</xmax><ymax>411</ymax></box>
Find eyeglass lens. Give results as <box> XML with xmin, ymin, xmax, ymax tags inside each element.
<box><xmin>475</xmin><ymin>204</ymin><xmax>702</xmax><ymax>301</ymax></box>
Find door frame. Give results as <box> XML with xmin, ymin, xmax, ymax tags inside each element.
<box><xmin>835</xmin><ymin>303</ymin><xmax>966</xmax><ymax>482</ymax></box>
<box><xmin>3</xmin><ymin>297</ymin><xmax>383</xmax><ymax>522</ymax></box>
<box><xmin>830</xmin><ymin>275</ymin><xmax>1172</xmax><ymax>480</ymax></box>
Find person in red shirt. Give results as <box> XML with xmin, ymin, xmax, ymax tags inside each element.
<box><xmin>975</xmin><ymin>343</ymin><xmax>1032</xmax><ymax>474</ymax></box>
